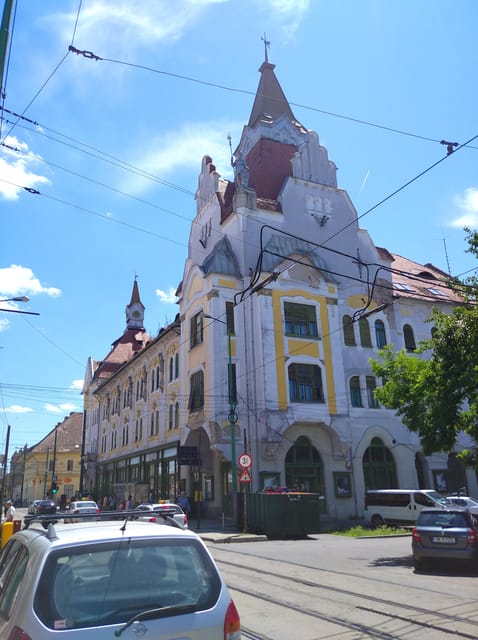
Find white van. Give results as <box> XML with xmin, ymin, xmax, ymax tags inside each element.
<box><xmin>364</xmin><ymin>489</ymin><xmax>447</xmax><ymax>527</ymax></box>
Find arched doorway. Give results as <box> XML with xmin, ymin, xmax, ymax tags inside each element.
<box><xmin>285</xmin><ymin>436</ymin><xmax>325</xmax><ymax>511</ymax></box>
<box><xmin>362</xmin><ymin>437</ymin><xmax>397</xmax><ymax>489</ymax></box>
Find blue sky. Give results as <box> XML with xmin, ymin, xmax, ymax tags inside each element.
<box><xmin>1</xmin><ymin>0</ymin><xmax>477</xmax><ymax>453</ymax></box>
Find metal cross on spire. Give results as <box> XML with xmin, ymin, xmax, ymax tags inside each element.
<box><xmin>261</xmin><ymin>33</ymin><xmax>271</xmax><ymax>62</ymax></box>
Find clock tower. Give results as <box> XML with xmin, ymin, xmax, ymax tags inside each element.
<box><xmin>125</xmin><ymin>277</ymin><xmax>145</xmax><ymax>331</ymax></box>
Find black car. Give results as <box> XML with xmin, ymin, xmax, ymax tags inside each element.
<box><xmin>36</xmin><ymin>499</ymin><xmax>57</xmax><ymax>515</ymax></box>
<box><xmin>412</xmin><ymin>507</ymin><xmax>478</xmax><ymax>571</ymax></box>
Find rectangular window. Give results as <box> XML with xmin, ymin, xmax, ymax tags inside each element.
<box><xmin>67</xmin><ymin>459</ymin><xmax>74</xmax><ymax>472</ymax></box>
<box><xmin>188</xmin><ymin>370</ymin><xmax>204</xmax><ymax>412</ymax></box>
<box><xmin>288</xmin><ymin>363</ymin><xmax>324</xmax><ymax>403</ymax></box>
<box><xmin>366</xmin><ymin>376</ymin><xmax>379</xmax><ymax>408</ymax></box>
<box><xmin>284</xmin><ymin>302</ymin><xmax>318</xmax><ymax>338</ymax></box>
<box><xmin>190</xmin><ymin>312</ymin><xmax>203</xmax><ymax>348</ymax></box>
<box><xmin>226</xmin><ymin>301</ymin><xmax>235</xmax><ymax>335</ymax></box>
<box><xmin>350</xmin><ymin>376</ymin><xmax>363</xmax><ymax>407</ymax></box>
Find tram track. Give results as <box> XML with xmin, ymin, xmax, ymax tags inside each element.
<box><xmin>213</xmin><ymin>553</ymin><xmax>478</xmax><ymax>639</ymax></box>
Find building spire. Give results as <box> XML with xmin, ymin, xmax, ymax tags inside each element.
<box><xmin>248</xmin><ymin>57</ymin><xmax>299</xmax><ymax>128</ymax></box>
<box><xmin>125</xmin><ymin>276</ymin><xmax>145</xmax><ymax>331</ymax></box>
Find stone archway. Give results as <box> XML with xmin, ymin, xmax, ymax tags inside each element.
<box><xmin>362</xmin><ymin>437</ymin><xmax>398</xmax><ymax>489</ymax></box>
<box><xmin>285</xmin><ymin>436</ymin><xmax>325</xmax><ymax>510</ymax></box>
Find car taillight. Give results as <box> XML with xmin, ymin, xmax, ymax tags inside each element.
<box><xmin>184</xmin><ymin>514</ymin><xmax>188</xmax><ymax>526</ymax></box>
<box><xmin>412</xmin><ymin>527</ymin><xmax>421</xmax><ymax>543</ymax></box>
<box><xmin>96</xmin><ymin>509</ymin><xmax>101</xmax><ymax>513</ymax></box>
<box><xmin>8</xmin><ymin>626</ymin><xmax>32</xmax><ymax>640</ymax></box>
<box><xmin>224</xmin><ymin>599</ymin><xmax>241</xmax><ymax>640</ymax></box>
<box><xmin>73</xmin><ymin>509</ymin><xmax>79</xmax><ymax>514</ymax></box>
<box><xmin>467</xmin><ymin>529</ymin><xmax>477</xmax><ymax>544</ymax></box>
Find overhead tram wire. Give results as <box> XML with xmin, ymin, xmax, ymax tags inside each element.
<box><xmin>0</xmin><ymin>111</ymin><xmax>195</xmax><ymax>197</ymax></box>
<box><xmin>69</xmin><ymin>46</ymin><xmax>477</xmax><ymax>151</ymax></box>
<box><xmin>0</xmin><ymin>176</ymin><xmax>187</xmax><ymax>249</ymax></box>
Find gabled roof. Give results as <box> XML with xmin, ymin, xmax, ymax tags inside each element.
<box><xmin>92</xmin><ymin>329</ymin><xmax>151</xmax><ymax>383</ymax></box>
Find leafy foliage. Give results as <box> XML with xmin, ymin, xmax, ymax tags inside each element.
<box><xmin>370</xmin><ymin>230</ymin><xmax>478</xmax><ymax>470</ymax></box>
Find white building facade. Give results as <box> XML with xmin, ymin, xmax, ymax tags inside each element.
<box><xmin>82</xmin><ymin>58</ymin><xmax>477</xmax><ymax>523</ymax></box>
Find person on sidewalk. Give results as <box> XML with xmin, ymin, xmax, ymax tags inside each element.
<box><xmin>176</xmin><ymin>491</ymin><xmax>191</xmax><ymax>516</ymax></box>
<box><xmin>4</xmin><ymin>499</ymin><xmax>15</xmax><ymax>522</ymax></box>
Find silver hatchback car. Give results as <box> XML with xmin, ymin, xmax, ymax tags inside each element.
<box><xmin>0</xmin><ymin>514</ymin><xmax>241</xmax><ymax>639</ymax></box>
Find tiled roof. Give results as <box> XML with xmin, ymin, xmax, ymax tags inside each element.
<box><xmin>388</xmin><ymin>253</ymin><xmax>461</xmax><ymax>304</ymax></box>
<box><xmin>33</xmin><ymin>412</ymin><xmax>83</xmax><ymax>453</ymax></box>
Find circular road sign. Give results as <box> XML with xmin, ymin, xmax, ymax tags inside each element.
<box><xmin>238</xmin><ymin>453</ymin><xmax>252</xmax><ymax>469</ymax></box>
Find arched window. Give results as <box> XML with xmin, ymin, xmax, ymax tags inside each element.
<box><xmin>374</xmin><ymin>320</ymin><xmax>387</xmax><ymax>348</ymax></box>
<box><xmin>174</xmin><ymin>353</ymin><xmax>179</xmax><ymax>379</ymax></box>
<box><xmin>174</xmin><ymin>402</ymin><xmax>179</xmax><ymax>428</ymax></box>
<box><xmin>169</xmin><ymin>357</ymin><xmax>174</xmax><ymax>382</ymax></box>
<box><xmin>359</xmin><ymin>317</ymin><xmax>372</xmax><ymax>348</ymax></box>
<box><xmin>350</xmin><ymin>376</ymin><xmax>363</xmax><ymax>407</ymax></box>
<box><xmin>342</xmin><ymin>315</ymin><xmax>356</xmax><ymax>346</ymax></box>
<box><xmin>362</xmin><ymin>437</ymin><xmax>397</xmax><ymax>489</ymax></box>
<box><xmin>403</xmin><ymin>324</ymin><xmax>416</xmax><ymax>351</ymax></box>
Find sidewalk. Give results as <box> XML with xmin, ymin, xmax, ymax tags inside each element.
<box><xmin>189</xmin><ymin>517</ymin><xmax>267</xmax><ymax>543</ymax></box>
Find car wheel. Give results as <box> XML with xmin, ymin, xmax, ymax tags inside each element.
<box><xmin>414</xmin><ymin>557</ymin><xmax>425</xmax><ymax>572</ymax></box>
<box><xmin>371</xmin><ymin>514</ymin><xmax>384</xmax><ymax>528</ymax></box>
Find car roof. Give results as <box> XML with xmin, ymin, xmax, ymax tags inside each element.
<box><xmin>18</xmin><ymin>519</ymin><xmax>198</xmax><ymax>547</ymax></box>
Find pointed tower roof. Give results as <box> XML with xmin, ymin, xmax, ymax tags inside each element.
<box><xmin>125</xmin><ymin>277</ymin><xmax>145</xmax><ymax>331</ymax></box>
<box><xmin>248</xmin><ymin>61</ymin><xmax>302</xmax><ymax>128</ymax></box>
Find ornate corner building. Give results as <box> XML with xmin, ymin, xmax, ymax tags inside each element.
<box><xmin>81</xmin><ymin>58</ymin><xmax>477</xmax><ymax>522</ymax></box>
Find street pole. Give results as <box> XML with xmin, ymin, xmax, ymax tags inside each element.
<box><xmin>227</xmin><ymin>330</ymin><xmax>238</xmax><ymax>495</ymax></box>
<box><xmin>43</xmin><ymin>448</ymin><xmax>50</xmax><ymax>499</ymax></box>
<box><xmin>0</xmin><ymin>423</ymin><xmax>10</xmax><ymax>504</ymax></box>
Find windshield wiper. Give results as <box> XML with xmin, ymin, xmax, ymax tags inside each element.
<box><xmin>114</xmin><ymin>604</ymin><xmax>197</xmax><ymax>637</ymax></box>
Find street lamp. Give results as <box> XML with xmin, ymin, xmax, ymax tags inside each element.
<box><xmin>202</xmin><ymin>313</ymin><xmax>238</xmax><ymax>495</ymax></box>
<box><xmin>0</xmin><ymin>296</ymin><xmax>40</xmax><ymax>316</ymax></box>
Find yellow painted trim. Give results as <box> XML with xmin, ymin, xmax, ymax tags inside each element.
<box><xmin>272</xmin><ymin>291</ymin><xmax>288</xmax><ymax>410</ymax></box>
<box><xmin>217</xmin><ymin>278</ymin><xmax>237</xmax><ymax>289</ymax></box>
<box><xmin>287</xmin><ymin>339</ymin><xmax>319</xmax><ymax>358</ymax></box>
<box><xmin>320</xmin><ymin>300</ymin><xmax>336</xmax><ymax>415</ymax></box>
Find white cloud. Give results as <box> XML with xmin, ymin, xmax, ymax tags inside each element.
<box><xmin>263</xmin><ymin>0</ymin><xmax>310</xmax><ymax>39</ymax></box>
<box><xmin>6</xmin><ymin>405</ymin><xmax>33</xmax><ymax>414</ymax></box>
<box><xmin>155</xmin><ymin>287</ymin><xmax>178</xmax><ymax>304</ymax></box>
<box><xmin>0</xmin><ymin>265</ymin><xmax>61</xmax><ymax>298</ymax></box>
<box><xmin>0</xmin><ymin>136</ymin><xmax>50</xmax><ymax>200</ymax></box>
<box><xmin>44</xmin><ymin>402</ymin><xmax>78</xmax><ymax>414</ymax></box>
<box><xmin>70</xmin><ymin>380</ymin><xmax>84</xmax><ymax>391</ymax></box>
<box><xmin>126</xmin><ymin>120</ymin><xmax>238</xmax><ymax>195</ymax></box>
<box><xmin>450</xmin><ymin>187</ymin><xmax>478</xmax><ymax>228</ymax></box>
<box><xmin>53</xmin><ymin>1</ymin><xmax>227</xmax><ymax>56</ymax></box>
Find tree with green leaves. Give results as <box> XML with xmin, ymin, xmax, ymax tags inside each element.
<box><xmin>370</xmin><ymin>229</ymin><xmax>478</xmax><ymax>471</ymax></box>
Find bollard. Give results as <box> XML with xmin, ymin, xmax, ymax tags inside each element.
<box><xmin>1</xmin><ymin>521</ymin><xmax>14</xmax><ymax>548</ymax></box>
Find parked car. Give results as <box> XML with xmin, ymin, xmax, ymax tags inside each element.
<box><xmin>444</xmin><ymin>495</ymin><xmax>478</xmax><ymax>515</ymax></box>
<box><xmin>412</xmin><ymin>507</ymin><xmax>478</xmax><ymax>571</ymax></box>
<box><xmin>0</xmin><ymin>514</ymin><xmax>241</xmax><ymax>639</ymax></box>
<box><xmin>364</xmin><ymin>489</ymin><xmax>447</xmax><ymax>527</ymax></box>
<box><xmin>28</xmin><ymin>499</ymin><xmax>41</xmax><ymax>514</ymax></box>
<box><xmin>133</xmin><ymin>502</ymin><xmax>188</xmax><ymax>528</ymax></box>
<box><xmin>36</xmin><ymin>499</ymin><xmax>57</xmax><ymax>515</ymax></box>
<box><xmin>65</xmin><ymin>500</ymin><xmax>101</xmax><ymax>522</ymax></box>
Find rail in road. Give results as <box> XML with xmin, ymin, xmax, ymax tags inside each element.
<box><xmin>211</xmin><ymin>543</ymin><xmax>478</xmax><ymax>640</ymax></box>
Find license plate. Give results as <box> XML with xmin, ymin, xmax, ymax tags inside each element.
<box><xmin>432</xmin><ymin>536</ymin><xmax>455</xmax><ymax>544</ymax></box>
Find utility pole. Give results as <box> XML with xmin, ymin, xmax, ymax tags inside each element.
<box><xmin>0</xmin><ymin>0</ymin><xmax>15</xmax><ymax>99</ymax></box>
<box><xmin>0</xmin><ymin>423</ymin><xmax>11</xmax><ymax>503</ymax></box>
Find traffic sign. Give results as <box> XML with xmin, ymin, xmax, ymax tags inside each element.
<box><xmin>238</xmin><ymin>453</ymin><xmax>252</xmax><ymax>469</ymax></box>
<box><xmin>239</xmin><ymin>469</ymin><xmax>251</xmax><ymax>483</ymax></box>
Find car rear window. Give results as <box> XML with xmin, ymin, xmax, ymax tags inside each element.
<box><xmin>33</xmin><ymin>537</ymin><xmax>221</xmax><ymax>630</ymax></box>
<box><xmin>418</xmin><ymin>511</ymin><xmax>468</xmax><ymax>528</ymax></box>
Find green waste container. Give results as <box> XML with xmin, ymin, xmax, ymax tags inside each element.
<box><xmin>244</xmin><ymin>492</ymin><xmax>321</xmax><ymax>538</ymax></box>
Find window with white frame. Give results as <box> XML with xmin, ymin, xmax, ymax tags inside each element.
<box><xmin>284</xmin><ymin>302</ymin><xmax>319</xmax><ymax>338</ymax></box>
<box><xmin>288</xmin><ymin>363</ymin><xmax>325</xmax><ymax>403</ymax></box>
<box><xmin>190</xmin><ymin>312</ymin><xmax>203</xmax><ymax>348</ymax></box>
<box><xmin>188</xmin><ymin>370</ymin><xmax>204</xmax><ymax>411</ymax></box>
